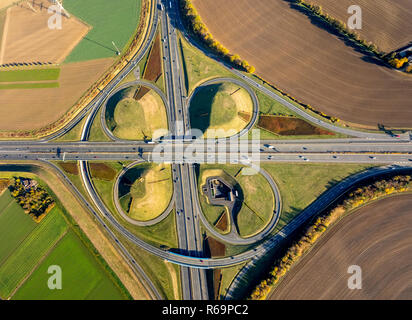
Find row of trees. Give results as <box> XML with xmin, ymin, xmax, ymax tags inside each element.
<box><xmin>296</xmin><ymin>1</ymin><xmax>383</xmax><ymax>57</ymax></box>
<box><xmin>9</xmin><ymin>177</ymin><xmax>55</xmax><ymax>222</ymax></box>
<box><xmin>388</xmin><ymin>56</ymin><xmax>410</xmax><ymax>70</ymax></box>
<box><xmin>298</xmin><ymin>1</ymin><xmax>412</xmax><ymax>73</ymax></box>
<box><xmin>249</xmin><ymin>174</ymin><xmax>412</xmax><ymax>300</ymax></box>
<box><xmin>179</xmin><ymin>0</ymin><xmax>255</xmax><ymax>73</ymax></box>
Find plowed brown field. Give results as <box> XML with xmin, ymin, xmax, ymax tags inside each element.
<box><xmin>269</xmin><ymin>194</ymin><xmax>412</xmax><ymax>300</ymax></box>
<box><xmin>306</xmin><ymin>0</ymin><xmax>412</xmax><ymax>53</ymax></box>
<box><xmin>0</xmin><ymin>0</ymin><xmax>89</xmax><ymax>65</ymax></box>
<box><xmin>0</xmin><ymin>58</ymin><xmax>113</xmax><ymax>130</ymax></box>
<box><xmin>192</xmin><ymin>0</ymin><xmax>412</xmax><ymax>128</ymax></box>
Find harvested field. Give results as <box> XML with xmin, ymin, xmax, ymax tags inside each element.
<box><xmin>306</xmin><ymin>0</ymin><xmax>412</xmax><ymax>53</ymax></box>
<box><xmin>90</xmin><ymin>163</ymin><xmax>117</xmax><ymax>181</ymax></box>
<box><xmin>0</xmin><ymin>0</ymin><xmax>89</xmax><ymax>65</ymax></box>
<box><xmin>142</xmin><ymin>32</ymin><xmax>162</xmax><ymax>82</ymax></box>
<box><xmin>0</xmin><ymin>58</ymin><xmax>113</xmax><ymax>131</ymax></box>
<box><xmin>269</xmin><ymin>194</ymin><xmax>412</xmax><ymax>300</ymax></box>
<box><xmin>257</xmin><ymin>115</ymin><xmax>334</xmax><ymax>136</ymax></box>
<box><xmin>59</xmin><ymin>162</ymin><xmax>78</xmax><ymax>175</ymax></box>
<box><xmin>206</xmin><ymin>237</ymin><xmax>226</xmax><ymax>258</ymax></box>
<box><xmin>192</xmin><ymin>0</ymin><xmax>412</xmax><ymax>128</ymax></box>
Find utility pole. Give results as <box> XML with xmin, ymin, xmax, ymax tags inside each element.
<box><xmin>112</xmin><ymin>41</ymin><xmax>121</xmax><ymax>56</ymax></box>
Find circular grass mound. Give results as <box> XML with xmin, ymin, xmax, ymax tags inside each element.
<box><xmin>105</xmin><ymin>86</ymin><xmax>168</xmax><ymax>140</ymax></box>
<box><xmin>189</xmin><ymin>82</ymin><xmax>253</xmax><ymax>138</ymax></box>
<box><xmin>118</xmin><ymin>163</ymin><xmax>173</xmax><ymax>221</ymax></box>
<box><xmin>199</xmin><ymin>165</ymin><xmax>275</xmax><ymax>238</ymax></box>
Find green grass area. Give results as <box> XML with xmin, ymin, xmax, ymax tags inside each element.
<box><xmin>0</xmin><ymin>207</ymin><xmax>68</xmax><ymax>298</ymax></box>
<box><xmin>190</xmin><ymin>82</ymin><xmax>252</xmax><ymax>138</ymax></box>
<box><xmin>236</xmin><ymin>168</ymin><xmax>274</xmax><ymax>237</ymax></box>
<box><xmin>0</xmin><ymin>189</ymin><xmax>12</xmax><ymax>211</ymax></box>
<box><xmin>0</xmin><ymin>68</ymin><xmax>60</xmax><ymax>82</ymax></box>
<box><xmin>105</xmin><ymin>85</ymin><xmax>168</xmax><ymax>140</ymax></box>
<box><xmin>256</xmin><ymin>90</ymin><xmax>297</xmax><ymax>117</ymax></box>
<box><xmin>13</xmin><ymin>230</ymin><xmax>126</xmax><ymax>300</ymax></box>
<box><xmin>64</xmin><ymin>0</ymin><xmax>142</xmax><ymax>62</ymax></box>
<box><xmin>55</xmin><ymin>117</ymin><xmax>87</xmax><ymax>142</ymax></box>
<box><xmin>178</xmin><ymin>34</ymin><xmax>234</xmax><ymax>94</ymax></box>
<box><xmin>0</xmin><ymin>9</ymin><xmax>6</xmax><ymax>47</ymax></box>
<box><xmin>89</xmin><ymin>109</ymin><xmax>112</xmax><ymax>142</ymax></box>
<box><xmin>218</xmin><ymin>263</ymin><xmax>246</xmax><ymax>299</ymax></box>
<box><xmin>261</xmin><ymin>163</ymin><xmax>374</xmax><ymax>232</ymax></box>
<box><xmin>0</xmin><ymin>82</ymin><xmax>59</xmax><ymax>90</ymax></box>
<box><xmin>198</xmin><ymin>165</ymin><xmax>274</xmax><ymax>237</ymax></box>
<box><xmin>91</xmin><ymin>162</ymin><xmax>178</xmax><ymax>249</ymax></box>
<box><xmin>112</xmin><ymin>227</ymin><xmax>181</xmax><ymax>300</ymax></box>
<box><xmin>0</xmin><ymin>190</ymin><xmax>37</xmax><ymax>265</ymax></box>
<box><xmin>250</xmin><ymin>90</ymin><xmax>347</xmax><ymax>140</ymax></box>
<box><xmin>118</xmin><ymin>163</ymin><xmax>173</xmax><ymax>221</ymax></box>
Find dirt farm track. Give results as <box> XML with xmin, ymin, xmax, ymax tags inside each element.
<box><xmin>192</xmin><ymin>0</ymin><xmax>412</xmax><ymax>128</ymax></box>
<box><xmin>269</xmin><ymin>194</ymin><xmax>412</xmax><ymax>300</ymax></box>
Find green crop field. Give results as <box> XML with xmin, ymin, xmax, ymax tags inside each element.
<box><xmin>0</xmin><ymin>189</ymin><xmax>12</xmax><ymax>211</ymax></box>
<box><xmin>64</xmin><ymin>0</ymin><xmax>142</xmax><ymax>62</ymax></box>
<box><xmin>0</xmin><ymin>68</ymin><xmax>60</xmax><ymax>82</ymax></box>
<box><xmin>0</xmin><ymin>82</ymin><xmax>60</xmax><ymax>90</ymax></box>
<box><xmin>0</xmin><ymin>190</ymin><xmax>37</xmax><ymax>265</ymax></box>
<box><xmin>13</xmin><ymin>231</ymin><xmax>126</xmax><ymax>300</ymax></box>
<box><xmin>0</xmin><ymin>207</ymin><xmax>68</xmax><ymax>298</ymax></box>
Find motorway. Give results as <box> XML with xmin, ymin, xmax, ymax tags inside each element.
<box><xmin>161</xmin><ymin>0</ymin><xmax>209</xmax><ymax>300</ymax></box>
<box><xmin>0</xmin><ymin>0</ymin><xmax>412</xmax><ymax>301</ymax></box>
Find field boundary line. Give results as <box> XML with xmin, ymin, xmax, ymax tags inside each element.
<box><xmin>0</xmin><ymin>201</ymin><xmax>38</xmax><ymax>267</ymax></box>
<box><xmin>8</xmin><ymin>229</ymin><xmax>68</xmax><ymax>300</ymax></box>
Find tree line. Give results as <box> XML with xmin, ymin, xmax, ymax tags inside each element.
<box><xmin>9</xmin><ymin>177</ymin><xmax>55</xmax><ymax>223</ymax></box>
<box><xmin>179</xmin><ymin>0</ymin><xmax>255</xmax><ymax>73</ymax></box>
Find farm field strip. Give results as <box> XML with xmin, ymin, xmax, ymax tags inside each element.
<box><xmin>0</xmin><ymin>192</ymin><xmax>36</xmax><ymax>265</ymax></box>
<box><xmin>0</xmin><ymin>207</ymin><xmax>68</xmax><ymax>298</ymax></box>
<box><xmin>0</xmin><ymin>0</ymin><xmax>89</xmax><ymax>65</ymax></box>
<box><xmin>13</xmin><ymin>230</ymin><xmax>126</xmax><ymax>300</ymax></box>
<box><xmin>0</xmin><ymin>68</ymin><xmax>60</xmax><ymax>82</ymax></box>
<box><xmin>0</xmin><ymin>82</ymin><xmax>59</xmax><ymax>89</ymax></box>
<box><xmin>0</xmin><ymin>58</ymin><xmax>113</xmax><ymax>131</ymax></box>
